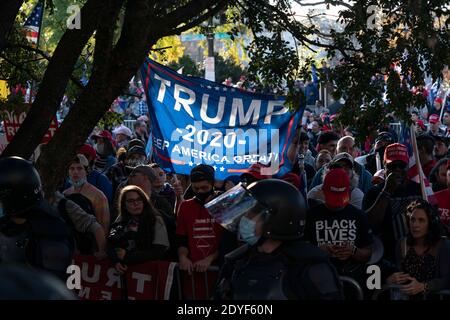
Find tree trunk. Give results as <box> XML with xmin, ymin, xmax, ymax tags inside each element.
<box><xmin>1</xmin><ymin>0</ymin><xmax>110</xmax><ymax>159</ymax></box>
<box><xmin>7</xmin><ymin>0</ymin><xmax>227</xmax><ymax>197</ymax></box>
<box><xmin>36</xmin><ymin>0</ymin><xmax>155</xmax><ymax>196</ymax></box>
<box><xmin>0</xmin><ymin>0</ymin><xmax>25</xmax><ymax>51</ymax></box>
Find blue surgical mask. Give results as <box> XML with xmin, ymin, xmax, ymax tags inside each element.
<box><xmin>238</xmin><ymin>216</ymin><xmax>260</xmax><ymax>246</ymax></box>
<box><xmin>70</xmin><ymin>177</ymin><xmax>87</xmax><ymax>189</ymax></box>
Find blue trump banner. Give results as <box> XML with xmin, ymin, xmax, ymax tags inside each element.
<box><xmin>140</xmin><ymin>58</ymin><xmax>302</xmax><ymax>180</ymax></box>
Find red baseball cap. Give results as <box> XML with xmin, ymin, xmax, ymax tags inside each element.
<box><xmin>78</xmin><ymin>144</ymin><xmax>96</xmax><ymax>162</ymax></box>
<box><xmin>429</xmin><ymin>114</ymin><xmax>440</xmax><ymax>124</ymax></box>
<box><xmin>383</xmin><ymin>143</ymin><xmax>409</xmax><ymax>165</ymax></box>
<box><xmin>281</xmin><ymin>172</ymin><xmax>301</xmax><ymax>189</ymax></box>
<box><xmin>435</xmin><ymin>97</ymin><xmax>443</xmax><ymax>104</ymax></box>
<box><xmin>323</xmin><ymin>168</ymin><xmax>350</xmax><ymax>208</ymax></box>
<box><xmin>240</xmin><ymin>163</ymin><xmax>273</xmax><ymax>181</ymax></box>
<box><xmin>91</xmin><ymin>130</ymin><xmax>115</xmax><ymax>145</ymax></box>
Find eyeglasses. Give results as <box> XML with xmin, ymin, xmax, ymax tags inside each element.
<box><xmin>126</xmin><ymin>198</ymin><xmax>144</xmax><ymax>205</ymax></box>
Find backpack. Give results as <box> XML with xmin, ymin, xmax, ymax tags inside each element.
<box><xmin>58</xmin><ymin>193</ymin><xmax>96</xmax><ymax>254</ymax></box>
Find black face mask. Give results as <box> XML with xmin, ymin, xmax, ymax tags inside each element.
<box><xmin>194</xmin><ymin>189</ymin><xmax>214</xmax><ymax>204</ymax></box>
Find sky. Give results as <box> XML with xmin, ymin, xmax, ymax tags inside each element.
<box><xmin>291</xmin><ymin>0</ymin><xmax>351</xmax><ymax>21</ymax></box>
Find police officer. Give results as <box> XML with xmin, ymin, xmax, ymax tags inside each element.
<box><xmin>207</xmin><ymin>179</ymin><xmax>343</xmax><ymax>300</ymax></box>
<box><xmin>0</xmin><ymin>264</ymin><xmax>76</xmax><ymax>300</ymax></box>
<box><xmin>0</xmin><ymin>157</ymin><xmax>73</xmax><ymax>280</ymax></box>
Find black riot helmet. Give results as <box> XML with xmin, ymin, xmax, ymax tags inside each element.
<box><xmin>206</xmin><ymin>179</ymin><xmax>307</xmax><ymax>240</ymax></box>
<box><xmin>248</xmin><ymin>179</ymin><xmax>306</xmax><ymax>240</ymax></box>
<box><xmin>0</xmin><ymin>156</ymin><xmax>43</xmax><ymax>217</ymax></box>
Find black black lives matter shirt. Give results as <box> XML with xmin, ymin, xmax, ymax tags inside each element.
<box><xmin>362</xmin><ymin>180</ymin><xmax>422</xmax><ymax>264</ymax></box>
<box><xmin>305</xmin><ymin>203</ymin><xmax>373</xmax><ymax>248</ymax></box>
<box><xmin>304</xmin><ymin>204</ymin><xmax>373</xmax><ymax>275</ymax></box>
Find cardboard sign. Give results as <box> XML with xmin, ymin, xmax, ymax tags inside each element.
<box><xmin>3</xmin><ymin>106</ymin><xmax>58</xmax><ymax>143</ymax></box>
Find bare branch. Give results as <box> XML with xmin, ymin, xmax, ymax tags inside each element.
<box><xmin>162</xmin><ymin>0</ymin><xmax>225</xmax><ymax>25</ymax></box>
<box><xmin>0</xmin><ymin>54</ymin><xmax>40</xmax><ymax>81</ymax></box>
<box><xmin>294</xmin><ymin>0</ymin><xmax>353</xmax><ymax>10</ymax></box>
<box><xmin>9</xmin><ymin>43</ymin><xmax>85</xmax><ymax>89</ymax></box>
<box><xmin>170</xmin><ymin>0</ymin><xmax>228</xmax><ymax>35</ymax></box>
<box><xmin>149</xmin><ymin>46</ymin><xmax>172</xmax><ymax>51</ymax></box>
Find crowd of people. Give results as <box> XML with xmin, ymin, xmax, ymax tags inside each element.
<box><xmin>1</xmin><ymin>72</ymin><xmax>450</xmax><ymax>300</ymax></box>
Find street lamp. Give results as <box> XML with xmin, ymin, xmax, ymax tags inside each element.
<box><xmin>204</xmin><ymin>17</ymin><xmax>215</xmax><ymax>82</ymax></box>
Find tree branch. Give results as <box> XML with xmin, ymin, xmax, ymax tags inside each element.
<box><xmin>162</xmin><ymin>0</ymin><xmax>225</xmax><ymax>24</ymax></box>
<box><xmin>169</xmin><ymin>0</ymin><xmax>228</xmax><ymax>35</ymax></box>
<box><xmin>2</xmin><ymin>0</ymin><xmax>110</xmax><ymax>159</ymax></box>
<box><xmin>149</xmin><ymin>45</ymin><xmax>173</xmax><ymax>51</ymax></box>
<box><xmin>9</xmin><ymin>43</ymin><xmax>85</xmax><ymax>89</ymax></box>
<box><xmin>294</xmin><ymin>0</ymin><xmax>353</xmax><ymax>10</ymax></box>
<box><xmin>251</xmin><ymin>0</ymin><xmax>352</xmax><ymax>52</ymax></box>
<box><xmin>0</xmin><ymin>54</ymin><xmax>40</xmax><ymax>82</ymax></box>
<box><xmin>0</xmin><ymin>0</ymin><xmax>25</xmax><ymax>51</ymax></box>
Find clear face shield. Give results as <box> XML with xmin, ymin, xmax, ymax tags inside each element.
<box><xmin>205</xmin><ymin>183</ymin><xmax>260</xmax><ymax>232</ymax></box>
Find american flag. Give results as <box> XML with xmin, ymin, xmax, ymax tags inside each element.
<box><xmin>23</xmin><ymin>1</ymin><xmax>44</xmax><ymax>47</ymax></box>
<box><xmin>399</xmin><ymin>122</ymin><xmax>434</xmax><ymax>198</ymax></box>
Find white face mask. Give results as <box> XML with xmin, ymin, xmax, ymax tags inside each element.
<box><xmin>95</xmin><ymin>144</ymin><xmax>106</xmax><ymax>155</ymax></box>
<box><xmin>70</xmin><ymin>177</ymin><xmax>87</xmax><ymax>189</ymax></box>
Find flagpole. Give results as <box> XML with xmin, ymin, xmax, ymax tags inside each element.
<box><xmin>29</xmin><ymin>0</ymin><xmax>45</xmax><ymax>104</ymax></box>
<box><xmin>36</xmin><ymin>0</ymin><xmax>45</xmax><ymax>50</ymax></box>
<box><xmin>375</xmin><ymin>152</ymin><xmax>382</xmax><ymax>172</ymax></box>
<box><xmin>410</xmin><ymin>124</ymin><xmax>428</xmax><ymax>200</ymax></box>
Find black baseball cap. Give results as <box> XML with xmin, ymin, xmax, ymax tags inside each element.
<box><xmin>331</xmin><ymin>152</ymin><xmax>354</xmax><ymax>168</ymax></box>
<box><xmin>190</xmin><ymin>164</ymin><xmax>215</xmax><ymax>182</ymax></box>
<box><xmin>375</xmin><ymin>132</ymin><xmax>395</xmax><ymax>144</ymax></box>
<box><xmin>127</xmin><ymin>146</ymin><xmax>146</xmax><ymax>157</ymax></box>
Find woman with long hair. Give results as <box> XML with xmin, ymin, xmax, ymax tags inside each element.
<box><xmin>108</xmin><ymin>185</ymin><xmax>169</xmax><ymax>274</ymax></box>
<box><xmin>386</xmin><ymin>199</ymin><xmax>450</xmax><ymax>299</ymax></box>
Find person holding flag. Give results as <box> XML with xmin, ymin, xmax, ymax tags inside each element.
<box><xmin>305</xmin><ymin>64</ymin><xmax>320</xmax><ymax>110</ymax></box>
<box><xmin>363</xmin><ymin>143</ymin><xmax>423</xmax><ymax>265</ymax></box>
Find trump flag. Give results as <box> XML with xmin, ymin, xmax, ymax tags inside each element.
<box><xmin>140</xmin><ymin>58</ymin><xmax>302</xmax><ymax>179</ymax></box>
